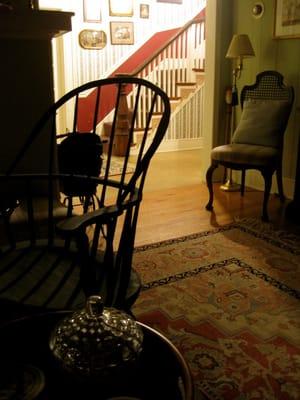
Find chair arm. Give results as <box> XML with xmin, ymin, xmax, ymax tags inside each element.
<box><xmin>56</xmin><ymin>204</ymin><xmax>121</xmax><ymax>235</ymax></box>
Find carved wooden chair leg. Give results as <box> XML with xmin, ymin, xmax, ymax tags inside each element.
<box><xmin>222</xmin><ymin>167</ymin><xmax>227</xmax><ymax>184</ymax></box>
<box><xmin>261</xmin><ymin>169</ymin><xmax>273</xmax><ymax>222</ymax></box>
<box><xmin>276</xmin><ymin>165</ymin><xmax>285</xmax><ymax>202</ymax></box>
<box><xmin>205</xmin><ymin>163</ymin><xmax>218</xmax><ymax>211</ymax></box>
<box><xmin>241</xmin><ymin>169</ymin><xmax>246</xmax><ymax>196</ymax></box>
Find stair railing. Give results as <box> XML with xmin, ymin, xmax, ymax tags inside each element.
<box><xmin>99</xmin><ymin>14</ymin><xmax>205</xmax><ymax>150</ymax></box>
<box><xmin>132</xmin><ymin>16</ymin><xmax>205</xmax><ymax>82</ymax></box>
<box><xmin>126</xmin><ymin>16</ymin><xmax>205</xmax><ymax>131</ymax></box>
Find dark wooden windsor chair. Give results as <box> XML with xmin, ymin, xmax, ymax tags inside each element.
<box><xmin>205</xmin><ymin>70</ymin><xmax>294</xmax><ymax>221</ymax></box>
<box><xmin>0</xmin><ymin>76</ymin><xmax>171</xmax><ymax>324</ymax></box>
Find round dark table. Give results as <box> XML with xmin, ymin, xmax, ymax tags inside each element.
<box><xmin>0</xmin><ymin>311</ymin><xmax>194</xmax><ymax>400</ymax></box>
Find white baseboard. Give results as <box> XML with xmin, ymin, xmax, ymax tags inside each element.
<box><xmin>232</xmin><ymin>170</ymin><xmax>295</xmax><ymax>200</ymax></box>
<box><xmin>157</xmin><ymin>138</ymin><xmax>203</xmax><ymax>152</ymax></box>
<box><xmin>130</xmin><ymin>138</ymin><xmax>203</xmax><ymax>155</ymax></box>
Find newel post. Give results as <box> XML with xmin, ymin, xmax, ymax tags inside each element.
<box><xmin>113</xmin><ymin>74</ymin><xmax>131</xmax><ymax>156</ymax></box>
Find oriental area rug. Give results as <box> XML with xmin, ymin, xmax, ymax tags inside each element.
<box><xmin>101</xmin><ymin>156</ymin><xmax>135</xmax><ymax>177</ymax></box>
<box><xmin>132</xmin><ymin>218</ymin><xmax>300</xmax><ymax>400</ymax></box>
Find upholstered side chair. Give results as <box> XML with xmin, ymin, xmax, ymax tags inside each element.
<box><xmin>205</xmin><ymin>70</ymin><xmax>294</xmax><ymax>221</ymax></box>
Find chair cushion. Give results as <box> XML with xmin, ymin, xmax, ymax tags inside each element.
<box><xmin>211</xmin><ymin>143</ymin><xmax>281</xmax><ymax>166</ymax></box>
<box><xmin>232</xmin><ymin>99</ymin><xmax>291</xmax><ymax>148</ymax></box>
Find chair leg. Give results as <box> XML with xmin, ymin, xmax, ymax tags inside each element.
<box><xmin>205</xmin><ymin>163</ymin><xmax>218</xmax><ymax>211</ymax></box>
<box><xmin>261</xmin><ymin>169</ymin><xmax>273</xmax><ymax>222</ymax></box>
<box><xmin>65</xmin><ymin>196</ymin><xmax>73</xmax><ymax>217</ymax></box>
<box><xmin>223</xmin><ymin>167</ymin><xmax>227</xmax><ymax>184</ymax></box>
<box><xmin>276</xmin><ymin>166</ymin><xmax>285</xmax><ymax>203</ymax></box>
<box><xmin>241</xmin><ymin>170</ymin><xmax>246</xmax><ymax>196</ymax></box>
<box><xmin>83</xmin><ymin>196</ymin><xmax>91</xmax><ymax>213</ymax></box>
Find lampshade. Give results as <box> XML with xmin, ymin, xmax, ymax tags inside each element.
<box><xmin>226</xmin><ymin>34</ymin><xmax>255</xmax><ymax>59</ymax></box>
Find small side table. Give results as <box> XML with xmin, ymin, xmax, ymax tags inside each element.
<box><xmin>0</xmin><ymin>311</ymin><xmax>194</xmax><ymax>400</ymax></box>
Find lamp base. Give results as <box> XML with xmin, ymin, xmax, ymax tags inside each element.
<box><xmin>220</xmin><ymin>179</ymin><xmax>241</xmax><ymax>192</ymax></box>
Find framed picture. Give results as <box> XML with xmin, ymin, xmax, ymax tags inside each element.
<box><xmin>83</xmin><ymin>0</ymin><xmax>101</xmax><ymax>22</ymax></box>
<box><xmin>109</xmin><ymin>0</ymin><xmax>133</xmax><ymax>16</ymax></box>
<box><xmin>110</xmin><ymin>21</ymin><xmax>134</xmax><ymax>45</ymax></box>
<box><xmin>157</xmin><ymin>0</ymin><xmax>182</xmax><ymax>3</ymax></box>
<box><xmin>140</xmin><ymin>4</ymin><xmax>149</xmax><ymax>18</ymax></box>
<box><xmin>79</xmin><ymin>30</ymin><xmax>107</xmax><ymax>50</ymax></box>
<box><xmin>274</xmin><ymin>0</ymin><xmax>300</xmax><ymax>38</ymax></box>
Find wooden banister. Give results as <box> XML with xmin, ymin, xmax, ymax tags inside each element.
<box><xmin>131</xmin><ymin>16</ymin><xmax>205</xmax><ymax>77</ymax></box>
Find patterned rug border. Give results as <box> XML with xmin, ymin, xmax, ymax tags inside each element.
<box><xmin>141</xmin><ymin>256</ymin><xmax>300</xmax><ymax>300</ymax></box>
<box><xmin>134</xmin><ymin>218</ymin><xmax>300</xmax><ymax>256</ymax></box>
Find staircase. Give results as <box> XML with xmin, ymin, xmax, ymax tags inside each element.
<box><xmin>77</xmin><ymin>10</ymin><xmax>206</xmax><ymax>154</ymax></box>
<box><xmin>151</xmin><ymin>68</ymin><xmax>205</xmax><ymax>128</ymax></box>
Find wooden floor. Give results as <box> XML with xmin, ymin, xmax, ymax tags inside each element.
<box><xmin>134</xmin><ymin>149</ymin><xmax>297</xmax><ymax>247</ymax></box>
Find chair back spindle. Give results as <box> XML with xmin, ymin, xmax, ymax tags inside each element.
<box><xmin>0</xmin><ymin>77</ymin><xmax>170</xmax><ymax>321</ymax></box>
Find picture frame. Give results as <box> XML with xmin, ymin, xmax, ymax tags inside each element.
<box><xmin>274</xmin><ymin>0</ymin><xmax>300</xmax><ymax>38</ymax></box>
<box><xmin>110</xmin><ymin>21</ymin><xmax>134</xmax><ymax>45</ymax></box>
<box><xmin>109</xmin><ymin>0</ymin><xmax>133</xmax><ymax>17</ymax></box>
<box><xmin>83</xmin><ymin>0</ymin><xmax>101</xmax><ymax>22</ymax></box>
<box><xmin>140</xmin><ymin>4</ymin><xmax>149</xmax><ymax>18</ymax></box>
<box><xmin>156</xmin><ymin>0</ymin><xmax>182</xmax><ymax>4</ymax></box>
<box><xmin>79</xmin><ymin>30</ymin><xmax>107</xmax><ymax>50</ymax></box>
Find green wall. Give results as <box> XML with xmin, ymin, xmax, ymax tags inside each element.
<box><xmin>231</xmin><ymin>0</ymin><xmax>300</xmax><ymax>187</ymax></box>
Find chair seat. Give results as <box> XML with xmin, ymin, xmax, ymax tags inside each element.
<box><xmin>211</xmin><ymin>143</ymin><xmax>280</xmax><ymax>167</ymax></box>
<box><xmin>0</xmin><ymin>242</ymin><xmax>84</xmax><ymax>310</ymax></box>
<box><xmin>0</xmin><ymin>240</ymin><xmax>141</xmax><ymax>313</ymax></box>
